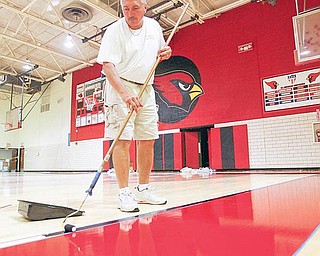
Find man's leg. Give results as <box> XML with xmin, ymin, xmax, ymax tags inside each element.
<box><xmin>137</xmin><ymin>140</ymin><xmax>154</xmax><ymax>184</ymax></box>
<box><xmin>113</xmin><ymin>140</ymin><xmax>131</xmax><ymax>188</ymax></box>
<box><xmin>135</xmin><ymin>139</ymin><xmax>167</xmax><ymax>205</ymax></box>
<box><xmin>113</xmin><ymin>140</ymin><xmax>139</xmax><ymax>212</ymax></box>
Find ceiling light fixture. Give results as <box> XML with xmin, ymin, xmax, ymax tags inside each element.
<box><xmin>64</xmin><ymin>34</ymin><xmax>74</xmax><ymax>48</ymax></box>
<box><xmin>23</xmin><ymin>64</ymin><xmax>32</xmax><ymax>70</ymax></box>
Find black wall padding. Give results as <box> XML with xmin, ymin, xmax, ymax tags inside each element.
<box><xmin>154</xmin><ymin>135</ymin><xmax>163</xmax><ymax>170</ymax></box>
<box><xmin>220</xmin><ymin>127</ymin><xmax>235</xmax><ymax>169</ymax></box>
<box><xmin>164</xmin><ymin>134</ymin><xmax>174</xmax><ymax>170</ymax></box>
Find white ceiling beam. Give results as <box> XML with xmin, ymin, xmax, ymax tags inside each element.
<box><xmin>80</xmin><ymin>0</ymin><xmax>119</xmax><ymax>19</ymax></box>
<box><xmin>3</xmin><ymin>12</ymin><xmax>15</xmax><ymax>34</ymax></box>
<box><xmin>0</xmin><ymin>2</ymin><xmax>100</xmax><ymax>47</ymax></box>
<box><xmin>0</xmin><ymin>33</ymin><xmax>93</xmax><ymax>66</ymax></box>
<box><xmin>50</xmin><ymin>3</ymin><xmax>65</xmax><ymax>27</ymax></box>
<box><xmin>46</xmin><ymin>56</ymin><xmax>99</xmax><ymax>82</ymax></box>
<box><xmin>0</xmin><ymin>54</ymin><xmax>62</xmax><ymax>74</ymax></box>
<box><xmin>0</xmin><ymin>69</ymin><xmax>17</xmax><ymax>76</ymax></box>
<box><xmin>197</xmin><ymin>0</ymin><xmax>213</xmax><ymax>13</ymax></box>
<box><xmin>202</xmin><ymin>0</ymin><xmax>251</xmax><ymax>19</ymax></box>
<box><xmin>2</xmin><ymin>38</ymin><xmax>15</xmax><ymax>57</ymax></box>
<box><xmin>185</xmin><ymin>0</ymin><xmax>196</xmax><ymax>12</ymax></box>
<box><xmin>33</xmin><ymin>69</ymin><xmax>45</xmax><ymax>81</ymax></box>
<box><xmin>14</xmin><ymin>15</ymin><xmax>27</xmax><ymax>37</ymax></box>
<box><xmin>17</xmin><ymin>14</ymin><xmax>37</xmax><ymax>44</ymax></box>
<box><xmin>49</xmin><ymin>53</ymin><xmax>64</xmax><ymax>72</ymax></box>
<box><xmin>0</xmin><ymin>69</ymin><xmax>44</xmax><ymax>83</ymax></box>
<box><xmin>179</xmin><ymin>1</ymin><xmax>204</xmax><ymax>24</ymax></box>
<box><xmin>21</xmin><ymin>0</ymin><xmax>38</xmax><ymax>13</ymax></box>
<box><xmin>71</xmin><ymin>37</ymin><xmax>88</xmax><ymax>61</ymax></box>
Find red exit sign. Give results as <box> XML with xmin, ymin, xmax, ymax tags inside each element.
<box><xmin>238</xmin><ymin>42</ymin><xmax>253</xmax><ymax>53</ymax></box>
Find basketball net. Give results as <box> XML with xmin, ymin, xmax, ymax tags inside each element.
<box><xmin>1</xmin><ymin>122</ymin><xmax>13</xmax><ymax>132</ymax></box>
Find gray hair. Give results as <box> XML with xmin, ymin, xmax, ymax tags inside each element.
<box><xmin>120</xmin><ymin>0</ymin><xmax>147</xmax><ymax>6</ymax></box>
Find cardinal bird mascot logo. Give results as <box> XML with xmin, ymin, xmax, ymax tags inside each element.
<box><xmin>153</xmin><ymin>56</ymin><xmax>204</xmax><ymax>123</ymax></box>
<box><xmin>265</xmin><ymin>80</ymin><xmax>279</xmax><ymax>90</ymax></box>
<box><xmin>306</xmin><ymin>71</ymin><xmax>320</xmax><ymax>83</ymax></box>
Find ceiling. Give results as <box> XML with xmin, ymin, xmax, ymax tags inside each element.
<box><xmin>0</xmin><ymin>0</ymin><xmax>259</xmax><ymax>91</ymax></box>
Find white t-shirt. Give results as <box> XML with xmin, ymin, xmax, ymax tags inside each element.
<box><xmin>97</xmin><ymin>17</ymin><xmax>165</xmax><ymax>84</ymax></box>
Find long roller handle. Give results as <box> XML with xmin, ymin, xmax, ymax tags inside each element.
<box><xmin>85</xmin><ymin>3</ymin><xmax>189</xmax><ymax>196</ymax></box>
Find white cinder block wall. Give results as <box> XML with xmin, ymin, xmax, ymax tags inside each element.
<box><xmin>216</xmin><ymin>112</ymin><xmax>320</xmax><ymax>169</ymax></box>
<box><xmin>0</xmin><ymin>74</ymin><xmax>103</xmax><ymax>171</ymax></box>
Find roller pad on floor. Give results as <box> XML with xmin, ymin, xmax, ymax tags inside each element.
<box><xmin>17</xmin><ymin>200</ymin><xmax>84</xmax><ymax>221</ymax></box>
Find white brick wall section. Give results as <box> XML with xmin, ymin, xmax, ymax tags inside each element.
<box><xmin>215</xmin><ymin>112</ymin><xmax>320</xmax><ymax>168</ymax></box>
<box><xmin>24</xmin><ymin>138</ymin><xmax>104</xmax><ymax>171</ymax></box>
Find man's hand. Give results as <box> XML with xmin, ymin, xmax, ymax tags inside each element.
<box><xmin>121</xmin><ymin>93</ymin><xmax>143</xmax><ymax>113</ymax></box>
<box><xmin>103</xmin><ymin>62</ymin><xmax>143</xmax><ymax>113</ymax></box>
<box><xmin>158</xmin><ymin>46</ymin><xmax>172</xmax><ymax>61</ymax></box>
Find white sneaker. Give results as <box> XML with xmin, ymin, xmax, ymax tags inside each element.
<box><xmin>134</xmin><ymin>185</ymin><xmax>167</xmax><ymax>205</ymax></box>
<box><xmin>118</xmin><ymin>190</ymin><xmax>139</xmax><ymax>212</ymax></box>
<box><xmin>120</xmin><ymin>219</ymin><xmax>137</xmax><ymax>232</ymax></box>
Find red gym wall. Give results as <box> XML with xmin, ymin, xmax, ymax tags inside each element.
<box><xmin>209</xmin><ymin>125</ymin><xmax>250</xmax><ymax>169</ymax></box>
<box><xmin>70</xmin><ymin>0</ymin><xmax>320</xmax><ymax>169</ymax></box>
<box><xmin>70</xmin><ymin>63</ymin><xmax>103</xmax><ymax>142</ymax></box>
<box><xmin>163</xmin><ymin>0</ymin><xmax>320</xmax><ymax>130</ymax></box>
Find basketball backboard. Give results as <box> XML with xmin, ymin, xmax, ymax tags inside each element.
<box><xmin>293</xmin><ymin>8</ymin><xmax>320</xmax><ymax>63</ymax></box>
<box><xmin>5</xmin><ymin>108</ymin><xmax>20</xmax><ymax>131</ymax></box>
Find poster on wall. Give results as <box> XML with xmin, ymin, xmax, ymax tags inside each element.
<box><xmin>263</xmin><ymin>68</ymin><xmax>320</xmax><ymax>111</ymax></box>
<box><xmin>313</xmin><ymin>122</ymin><xmax>320</xmax><ymax>143</ymax></box>
<box><xmin>75</xmin><ymin>76</ymin><xmax>105</xmax><ymax>127</ymax></box>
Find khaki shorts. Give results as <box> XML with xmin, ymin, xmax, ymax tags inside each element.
<box><xmin>104</xmin><ymin>79</ymin><xmax>159</xmax><ymax>141</ymax></box>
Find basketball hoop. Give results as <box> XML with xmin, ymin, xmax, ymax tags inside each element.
<box><xmin>5</xmin><ymin>123</ymin><xmax>13</xmax><ymax>131</ymax></box>
<box><xmin>84</xmin><ymin>97</ymin><xmax>95</xmax><ymax>112</ymax></box>
<box><xmin>1</xmin><ymin>122</ymin><xmax>12</xmax><ymax>132</ymax></box>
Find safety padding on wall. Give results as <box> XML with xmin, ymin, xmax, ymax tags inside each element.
<box><xmin>103</xmin><ymin>140</ymin><xmax>137</xmax><ymax>171</ymax></box>
<box><xmin>154</xmin><ymin>132</ymin><xmax>184</xmax><ymax>170</ymax></box>
<box><xmin>209</xmin><ymin>125</ymin><xmax>249</xmax><ymax>169</ymax></box>
<box><xmin>184</xmin><ymin>131</ymin><xmax>200</xmax><ymax>169</ymax></box>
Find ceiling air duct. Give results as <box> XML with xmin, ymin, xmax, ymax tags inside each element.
<box><xmin>61</xmin><ymin>2</ymin><xmax>93</xmax><ymax>23</ymax></box>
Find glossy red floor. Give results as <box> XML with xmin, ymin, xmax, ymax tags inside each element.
<box><xmin>1</xmin><ymin>174</ymin><xmax>320</xmax><ymax>256</ymax></box>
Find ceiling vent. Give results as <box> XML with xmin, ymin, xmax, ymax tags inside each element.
<box><xmin>61</xmin><ymin>2</ymin><xmax>93</xmax><ymax>23</ymax></box>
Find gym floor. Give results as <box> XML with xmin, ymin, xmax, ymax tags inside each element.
<box><xmin>0</xmin><ymin>171</ymin><xmax>319</xmax><ymax>255</ymax></box>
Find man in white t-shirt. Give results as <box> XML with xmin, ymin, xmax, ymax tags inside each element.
<box><xmin>97</xmin><ymin>0</ymin><xmax>172</xmax><ymax>212</ymax></box>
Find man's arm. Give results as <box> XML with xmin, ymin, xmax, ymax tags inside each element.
<box><xmin>158</xmin><ymin>46</ymin><xmax>172</xmax><ymax>61</ymax></box>
<box><xmin>103</xmin><ymin>62</ymin><xmax>143</xmax><ymax>112</ymax></box>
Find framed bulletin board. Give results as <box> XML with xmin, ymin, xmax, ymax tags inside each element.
<box><xmin>263</xmin><ymin>68</ymin><xmax>320</xmax><ymax>112</ymax></box>
<box><xmin>75</xmin><ymin>77</ymin><xmax>105</xmax><ymax>128</ymax></box>
<box><xmin>312</xmin><ymin>122</ymin><xmax>320</xmax><ymax>143</ymax></box>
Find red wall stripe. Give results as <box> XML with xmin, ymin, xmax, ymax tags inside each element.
<box><xmin>209</xmin><ymin>128</ymin><xmax>222</xmax><ymax>169</ymax></box>
<box><xmin>184</xmin><ymin>132</ymin><xmax>199</xmax><ymax>168</ymax></box>
<box><xmin>233</xmin><ymin>125</ymin><xmax>250</xmax><ymax>169</ymax></box>
<box><xmin>173</xmin><ymin>132</ymin><xmax>183</xmax><ymax>170</ymax></box>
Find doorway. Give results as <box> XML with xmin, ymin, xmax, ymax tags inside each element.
<box><xmin>0</xmin><ymin>147</ymin><xmax>24</xmax><ymax>172</ymax></box>
<box><xmin>182</xmin><ymin>126</ymin><xmax>212</xmax><ymax>168</ymax></box>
